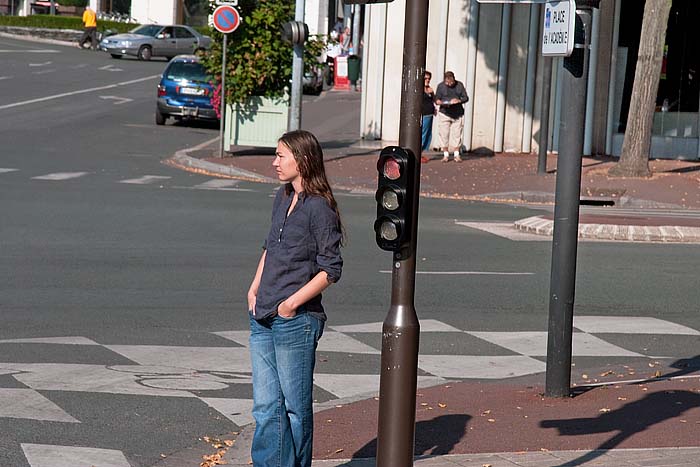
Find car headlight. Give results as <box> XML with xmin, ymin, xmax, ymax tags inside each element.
<box><xmin>118</xmin><ymin>41</ymin><xmax>131</xmax><ymax>47</ymax></box>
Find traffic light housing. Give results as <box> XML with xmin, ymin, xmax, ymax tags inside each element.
<box><xmin>374</xmin><ymin>146</ymin><xmax>416</xmax><ymax>252</ymax></box>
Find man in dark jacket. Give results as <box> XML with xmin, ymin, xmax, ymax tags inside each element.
<box><xmin>435</xmin><ymin>71</ymin><xmax>469</xmax><ymax>162</ymax></box>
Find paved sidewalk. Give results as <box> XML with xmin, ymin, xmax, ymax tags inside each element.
<box><xmin>161</xmin><ymin>92</ymin><xmax>700</xmax><ymax>467</ymax></box>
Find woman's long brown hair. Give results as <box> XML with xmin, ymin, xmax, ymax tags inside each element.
<box><xmin>278</xmin><ymin>130</ymin><xmax>345</xmax><ymax>245</ymax></box>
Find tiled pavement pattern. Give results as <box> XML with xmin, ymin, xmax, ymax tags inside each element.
<box><xmin>1</xmin><ymin>317</ymin><xmax>698</xmax><ymax>466</ymax></box>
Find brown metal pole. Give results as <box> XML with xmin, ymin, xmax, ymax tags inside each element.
<box><xmin>375</xmin><ymin>0</ymin><xmax>428</xmax><ymax>465</ymax></box>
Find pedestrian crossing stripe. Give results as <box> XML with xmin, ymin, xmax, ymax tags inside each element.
<box><xmin>0</xmin><ymin>168</ymin><xmax>19</xmax><ymax>173</ymax></box>
<box><xmin>32</xmin><ymin>172</ymin><xmax>89</xmax><ymax>181</ymax></box>
<box><xmin>118</xmin><ymin>175</ymin><xmax>171</xmax><ymax>184</ymax></box>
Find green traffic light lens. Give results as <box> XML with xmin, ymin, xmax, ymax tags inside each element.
<box><xmin>380</xmin><ymin>220</ymin><xmax>399</xmax><ymax>241</ymax></box>
<box><xmin>381</xmin><ymin>189</ymin><xmax>399</xmax><ymax>210</ymax></box>
<box><xmin>382</xmin><ymin>158</ymin><xmax>401</xmax><ymax>180</ymax></box>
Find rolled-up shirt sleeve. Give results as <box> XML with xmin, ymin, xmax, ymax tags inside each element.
<box><xmin>311</xmin><ymin>203</ymin><xmax>343</xmax><ymax>283</ymax></box>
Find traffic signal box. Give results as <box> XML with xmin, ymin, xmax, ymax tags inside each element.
<box><xmin>374</xmin><ymin>146</ymin><xmax>416</xmax><ymax>252</ymax></box>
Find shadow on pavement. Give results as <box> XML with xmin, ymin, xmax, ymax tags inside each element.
<box><xmin>345</xmin><ymin>414</ymin><xmax>471</xmax><ymax>462</ymax></box>
<box><xmin>540</xmin><ymin>389</ymin><xmax>700</xmax><ymax>467</ymax></box>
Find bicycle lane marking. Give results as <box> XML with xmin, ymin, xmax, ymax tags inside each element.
<box><xmin>0</xmin><ymin>75</ymin><xmax>160</xmax><ymax>110</ymax></box>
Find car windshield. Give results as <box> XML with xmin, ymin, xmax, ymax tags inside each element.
<box><xmin>130</xmin><ymin>25</ymin><xmax>162</xmax><ymax>37</ymax></box>
<box><xmin>166</xmin><ymin>62</ymin><xmax>211</xmax><ymax>84</ymax></box>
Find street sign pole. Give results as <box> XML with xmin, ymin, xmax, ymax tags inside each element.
<box><xmin>211</xmin><ymin>4</ymin><xmax>241</xmax><ymax>158</ymax></box>
<box><xmin>288</xmin><ymin>0</ymin><xmax>305</xmax><ymax>132</ymax></box>
<box><xmin>375</xmin><ymin>0</ymin><xmax>427</xmax><ymax>464</ymax></box>
<box><xmin>545</xmin><ymin>0</ymin><xmax>599</xmax><ymax>398</ymax></box>
<box><xmin>219</xmin><ymin>33</ymin><xmax>227</xmax><ymax>158</ymax></box>
<box><xmin>537</xmin><ymin>55</ymin><xmax>552</xmax><ymax>174</ymax></box>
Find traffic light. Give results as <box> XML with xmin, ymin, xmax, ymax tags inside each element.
<box><xmin>281</xmin><ymin>21</ymin><xmax>309</xmax><ymax>45</ymax></box>
<box><xmin>374</xmin><ymin>146</ymin><xmax>416</xmax><ymax>252</ymax></box>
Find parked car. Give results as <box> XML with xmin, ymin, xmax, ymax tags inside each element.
<box><xmin>156</xmin><ymin>55</ymin><xmax>217</xmax><ymax>125</ymax></box>
<box><xmin>100</xmin><ymin>24</ymin><xmax>211</xmax><ymax>61</ymax></box>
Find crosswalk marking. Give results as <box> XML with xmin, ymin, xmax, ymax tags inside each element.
<box><xmin>0</xmin><ymin>168</ymin><xmax>18</xmax><ymax>173</ymax></box>
<box><xmin>118</xmin><ymin>175</ymin><xmax>171</xmax><ymax>185</ymax></box>
<box><xmin>0</xmin><ymin>389</ymin><xmax>79</xmax><ymax>423</ymax></box>
<box><xmin>32</xmin><ymin>172</ymin><xmax>88</xmax><ymax>181</ymax></box>
<box><xmin>21</xmin><ymin>444</ymin><xmax>131</xmax><ymax>467</ymax></box>
<box><xmin>192</xmin><ymin>179</ymin><xmax>241</xmax><ymax>190</ymax></box>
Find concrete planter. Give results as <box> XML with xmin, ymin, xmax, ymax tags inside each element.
<box><xmin>224</xmin><ymin>96</ymin><xmax>289</xmax><ymax>149</ymax></box>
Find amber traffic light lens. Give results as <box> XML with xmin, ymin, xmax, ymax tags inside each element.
<box><xmin>381</xmin><ymin>190</ymin><xmax>399</xmax><ymax>210</ymax></box>
<box><xmin>382</xmin><ymin>158</ymin><xmax>401</xmax><ymax>180</ymax></box>
<box><xmin>380</xmin><ymin>220</ymin><xmax>399</xmax><ymax>241</ymax></box>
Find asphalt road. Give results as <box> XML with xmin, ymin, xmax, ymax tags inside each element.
<box><xmin>1</xmin><ymin>36</ymin><xmax>698</xmax><ymax>467</ymax></box>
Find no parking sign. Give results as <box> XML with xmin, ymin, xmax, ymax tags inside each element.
<box><xmin>212</xmin><ymin>4</ymin><xmax>241</xmax><ymax>34</ymax></box>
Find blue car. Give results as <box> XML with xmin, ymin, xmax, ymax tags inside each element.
<box><xmin>156</xmin><ymin>55</ymin><xmax>217</xmax><ymax>125</ymax></box>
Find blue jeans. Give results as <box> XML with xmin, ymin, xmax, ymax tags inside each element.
<box><xmin>249</xmin><ymin>312</ymin><xmax>324</xmax><ymax>467</ymax></box>
<box><xmin>421</xmin><ymin>114</ymin><xmax>433</xmax><ymax>152</ymax></box>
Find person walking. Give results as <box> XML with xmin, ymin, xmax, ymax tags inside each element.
<box><xmin>435</xmin><ymin>71</ymin><xmax>469</xmax><ymax>162</ymax></box>
<box><xmin>247</xmin><ymin>130</ymin><xmax>344</xmax><ymax>467</ymax></box>
<box><xmin>78</xmin><ymin>6</ymin><xmax>98</xmax><ymax>50</ymax></box>
<box><xmin>421</xmin><ymin>70</ymin><xmax>435</xmax><ymax>163</ymax></box>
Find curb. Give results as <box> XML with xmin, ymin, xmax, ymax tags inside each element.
<box><xmin>0</xmin><ymin>28</ymin><xmax>79</xmax><ymax>47</ymax></box>
<box><xmin>514</xmin><ymin>215</ymin><xmax>700</xmax><ymax>243</ymax></box>
<box><xmin>162</xmin><ymin>137</ymin><xmax>278</xmax><ymax>184</ymax></box>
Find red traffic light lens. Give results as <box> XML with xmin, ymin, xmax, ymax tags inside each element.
<box><xmin>381</xmin><ymin>157</ymin><xmax>401</xmax><ymax>180</ymax></box>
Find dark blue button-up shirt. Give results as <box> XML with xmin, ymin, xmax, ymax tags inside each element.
<box><xmin>254</xmin><ymin>185</ymin><xmax>343</xmax><ymax>322</ymax></box>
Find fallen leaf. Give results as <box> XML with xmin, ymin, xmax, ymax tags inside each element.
<box><xmin>334</xmin><ymin>449</ymin><xmax>344</xmax><ymax>454</ymax></box>
<box><xmin>438</xmin><ymin>403</ymin><xmax>447</xmax><ymax>408</ymax></box>
<box><xmin>487</xmin><ymin>418</ymin><xmax>496</xmax><ymax>422</ymax></box>
<box><xmin>599</xmin><ymin>408</ymin><xmax>611</xmax><ymax>413</ymax></box>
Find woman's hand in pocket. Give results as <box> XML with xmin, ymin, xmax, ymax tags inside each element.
<box><xmin>247</xmin><ymin>290</ymin><xmax>257</xmax><ymax>316</ymax></box>
<box><xmin>277</xmin><ymin>300</ymin><xmax>297</xmax><ymax>319</ymax></box>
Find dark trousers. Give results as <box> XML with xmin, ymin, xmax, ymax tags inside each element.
<box><xmin>79</xmin><ymin>27</ymin><xmax>97</xmax><ymax>49</ymax></box>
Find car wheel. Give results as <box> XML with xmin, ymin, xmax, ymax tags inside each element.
<box><xmin>110</xmin><ymin>54</ymin><xmax>122</xmax><ymax>59</ymax></box>
<box><xmin>137</xmin><ymin>45</ymin><xmax>152</xmax><ymax>61</ymax></box>
<box><xmin>155</xmin><ymin>110</ymin><xmax>167</xmax><ymax>126</ymax></box>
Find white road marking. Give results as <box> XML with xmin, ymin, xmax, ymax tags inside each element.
<box><xmin>0</xmin><ymin>49</ymin><xmax>58</xmax><ymax>53</ymax></box>
<box><xmin>28</xmin><ymin>61</ymin><xmax>53</xmax><ymax>66</ymax></box>
<box><xmin>0</xmin><ymin>76</ymin><xmax>12</xmax><ymax>80</ymax></box>
<box><xmin>0</xmin><ymin>389</ymin><xmax>80</xmax><ymax>423</ymax></box>
<box><xmin>98</xmin><ymin>64</ymin><xmax>123</xmax><ymax>72</ymax></box>
<box><xmin>573</xmin><ymin>316</ymin><xmax>700</xmax><ymax>335</ymax></box>
<box><xmin>31</xmin><ymin>69</ymin><xmax>56</xmax><ymax>75</ymax></box>
<box><xmin>99</xmin><ymin>95</ymin><xmax>133</xmax><ymax>105</ymax></box>
<box><xmin>456</xmin><ymin>221</ymin><xmax>549</xmax><ymax>241</ymax></box>
<box><xmin>193</xmin><ymin>179</ymin><xmax>241</xmax><ymax>189</ymax></box>
<box><xmin>0</xmin><ymin>74</ymin><xmax>159</xmax><ymax>110</ymax></box>
<box><xmin>418</xmin><ymin>355</ymin><xmax>547</xmax><ymax>379</ymax></box>
<box><xmin>31</xmin><ymin>172</ymin><xmax>88</xmax><ymax>181</ymax></box>
<box><xmin>118</xmin><ymin>175</ymin><xmax>170</xmax><ymax>184</ymax></box>
<box><xmin>0</xmin><ymin>168</ymin><xmax>19</xmax><ymax>173</ymax></box>
<box><xmin>468</xmin><ymin>331</ymin><xmax>644</xmax><ymax>357</ymax></box>
<box><xmin>199</xmin><ymin>397</ymin><xmax>254</xmax><ymax>426</ymax></box>
<box><xmin>330</xmin><ymin>319</ymin><xmax>463</xmax><ymax>334</ymax></box>
<box><xmin>105</xmin><ymin>345</ymin><xmax>252</xmax><ymax>373</ymax></box>
<box><xmin>32</xmin><ymin>172</ymin><xmax>88</xmax><ymax>181</ymax></box>
<box><xmin>0</xmin><ymin>336</ymin><xmax>99</xmax><ymax>345</ymax></box>
<box><xmin>22</xmin><ymin>444</ymin><xmax>131</xmax><ymax>467</ymax></box>
<box><xmin>380</xmin><ymin>270</ymin><xmax>534</xmax><ymax>275</ymax></box>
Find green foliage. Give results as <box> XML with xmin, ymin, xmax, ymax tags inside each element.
<box><xmin>0</xmin><ymin>15</ymin><xmax>137</xmax><ymax>34</ymax></box>
<box><xmin>200</xmin><ymin>0</ymin><xmax>327</xmax><ymax>107</ymax></box>
<box><xmin>60</xmin><ymin>0</ymin><xmax>89</xmax><ymax>6</ymax></box>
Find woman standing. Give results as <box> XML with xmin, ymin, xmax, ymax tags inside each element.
<box><xmin>421</xmin><ymin>71</ymin><xmax>435</xmax><ymax>162</ymax></box>
<box><xmin>247</xmin><ymin>130</ymin><xmax>344</xmax><ymax>467</ymax></box>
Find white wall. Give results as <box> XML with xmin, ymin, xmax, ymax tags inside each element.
<box><xmin>131</xmin><ymin>0</ymin><xmax>177</xmax><ymax>25</ymax></box>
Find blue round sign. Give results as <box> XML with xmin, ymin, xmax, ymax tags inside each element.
<box><xmin>213</xmin><ymin>5</ymin><xmax>241</xmax><ymax>34</ymax></box>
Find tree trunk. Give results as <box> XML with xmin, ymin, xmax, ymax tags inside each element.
<box><xmin>608</xmin><ymin>0</ymin><xmax>672</xmax><ymax>178</ymax></box>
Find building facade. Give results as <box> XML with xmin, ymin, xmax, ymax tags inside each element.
<box><xmin>361</xmin><ymin>0</ymin><xmax>699</xmax><ymax>160</ymax></box>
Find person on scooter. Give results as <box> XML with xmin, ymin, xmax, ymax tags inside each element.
<box><xmin>78</xmin><ymin>6</ymin><xmax>98</xmax><ymax>50</ymax></box>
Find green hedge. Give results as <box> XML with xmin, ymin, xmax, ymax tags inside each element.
<box><xmin>0</xmin><ymin>15</ymin><xmax>212</xmax><ymax>36</ymax></box>
<box><xmin>61</xmin><ymin>0</ymin><xmax>89</xmax><ymax>6</ymax></box>
<box><xmin>0</xmin><ymin>15</ymin><xmax>137</xmax><ymax>33</ymax></box>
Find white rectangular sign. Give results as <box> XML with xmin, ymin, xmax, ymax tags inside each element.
<box><xmin>542</xmin><ymin>0</ymin><xmax>576</xmax><ymax>57</ymax></box>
